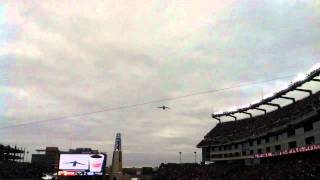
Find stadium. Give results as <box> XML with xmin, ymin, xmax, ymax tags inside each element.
<box><xmin>155</xmin><ymin>67</ymin><xmax>320</xmax><ymax>180</ymax></box>
<box><xmin>199</xmin><ymin>66</ymin><xmax>320</xmax><ymax>162</ymax></box>
<box><xmin>2</xmin><ymin>1</ymin><xmax>320</xmax><ymax>180</ymax></box>
<box><xmin>2</xmin><ymin>68</ymin><xmax>319</xmax><ymax>180</ymax></box>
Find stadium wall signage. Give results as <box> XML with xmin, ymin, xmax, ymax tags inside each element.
<box><xmin>254</xmin><ymin>144</ymin><xmax>320</xmax><ymax>158</ymax></box>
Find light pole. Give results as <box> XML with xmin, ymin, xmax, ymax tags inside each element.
<box><xmin>194</xmin><ymin>152</ymin><xmax>197</xmax><ymax>163</ymax></box>
<box><xmin>26</xmin><ymin>151</ymin><xmax>29</xmax><ymax>162</ymax></box>
<box><xmin>23</xmin><ymin>148</ymin><xmax>26</xmax><ymax>163</ymax></box>
<box><xmin>179</xmin><ymin>152</ymin><xmax>182</xmax><ymax>164</ymax></box>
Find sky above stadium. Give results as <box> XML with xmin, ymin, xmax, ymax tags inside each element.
<box><xmin>0</xmin><ymin>0</ymin><xmax>320</xmax><ymax>166</ymax></box>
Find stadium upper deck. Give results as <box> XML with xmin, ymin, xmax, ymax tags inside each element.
<box><xmin>197</xmin><ymin>65</ymin><xmax>320</xmax><ymax>162</ymax></box>
<box><xmin>211</xmin><ymin>65</ymin><xmax>320</xmax><ymax>121</ymax></box>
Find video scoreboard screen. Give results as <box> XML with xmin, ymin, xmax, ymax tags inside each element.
<box><xmin>58</xmin><ymin>154</ymin><xmax>106</xmax><ymax>176</ymax></box>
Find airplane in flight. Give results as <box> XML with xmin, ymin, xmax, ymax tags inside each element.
<box><xmin>64</xmin><ymin>161</ymin><xmax>86</xmax><ymax>167</ymax></box>
<box><xmin>157</xmin><ymin>105</ymin><xmax>170</xmax><ymax>110</ymax></box>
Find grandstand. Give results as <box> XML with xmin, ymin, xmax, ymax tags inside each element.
<box><xmin>0</xmin><ymin>144</ymin><xmax>25</xmax><ymax>162</ymax></box>
<box><xmin>154</xmin><ymin>67</ymin><xmax>320</xmax><ymax>179</ymax></box>
<box><xmin>197</xmin><ymin>66</ymin><xmax>320</xmax><ymax>164</ymax></box>
<box><xmin>0</xmin><ymin>144</ymin><xmax>51</xmax><ymax>179</ymax></box>
<box><xmin>154</xmin><ymin>67</ymin><xmax>320</xmax><ymax>180</ymax></box>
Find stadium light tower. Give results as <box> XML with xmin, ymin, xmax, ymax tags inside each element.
<box><xmin>23</xmin><ymin>148</ymin><xmax>26</xmax><ymax>162</ymax></box>
<box><xmin>26</xmin><ymin>151</ymin><xmax>29</xmax><ymax>162</ymax></box>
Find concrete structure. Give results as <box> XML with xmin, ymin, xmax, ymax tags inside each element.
<box><xmin>110</xmin><ymin>133</ymin><xmax>123</xmax><ymax>180</ymax></box>
<box><xmin>33</xmin><ymin>147</ymin><xmax>105</xmax><ymax>174</ymax></box>
<box><xmin>32</xmin><ymin>147</ymin><xmax>60</xmax><ymax>172</ymax></box>
<box><xmin>199</xmin><ymin>111</ymin><xmax>320</xmax><ymax>163</ymax></box>
<box><xmin>198</xmin><ymin>68</ymin><xmax>320</xmax><ymax>164</ymax></box>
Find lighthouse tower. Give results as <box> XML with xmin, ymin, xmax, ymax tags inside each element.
<box><xmin>110</xmin><ymin>133</ymin><xmax>123</xmax><ymax>180</ymax></box>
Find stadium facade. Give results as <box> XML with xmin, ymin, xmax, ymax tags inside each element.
<box><xmin>197</xmin><ymin>67</ymin><xmax>320</xmax><ymax>164</ymax></box>
<box><xmin>0</xmin><ymin>144</ymin><xmax>26</xmax><ymax>162</ymax></box>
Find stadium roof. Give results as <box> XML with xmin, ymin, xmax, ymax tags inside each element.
<box><xmin>212</xmin><ymin>64</ymin><xmax>320</xmax><ymax>121</ymax></box>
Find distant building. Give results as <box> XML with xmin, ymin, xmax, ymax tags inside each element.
<box><xmin>32</xmin><ymin>147</ymin><xmax>60</xmax><ymax>172</ymax></box>
<box><xmin>0</xmin><ymin>144</ymin><xmax>25</xmax><ymax>162</ymax></box>
<box><xmin>32</xmin><ymin>147</ymin><xmax>103</xmax><ymax>173</ymax></box>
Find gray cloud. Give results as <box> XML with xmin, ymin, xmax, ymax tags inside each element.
<box><xmin>0</xmin><ymin>0</ymin><xmax>320</xmax><ymax>166</ymax></box>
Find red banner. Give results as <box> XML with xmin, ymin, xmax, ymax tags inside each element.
<box><xmin>255</xmin><ymin>144</ymin><xmax>320</xmax><ymax>158</ymax></box>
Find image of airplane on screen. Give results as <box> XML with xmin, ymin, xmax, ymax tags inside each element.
<box><xmin>64</xmin><ymin>160</ymin><xmax>86</xmax><ymax>167</ymax></box>
<box><xmin>59</xmin><ymin>154</ymin><xmax>89</xmax><ymax>170</ymax></box>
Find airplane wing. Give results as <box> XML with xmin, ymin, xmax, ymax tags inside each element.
<box><xmin>64</xmin><ymin>161</ymin><xmax>75</xmax><ymax>164</ymax></box>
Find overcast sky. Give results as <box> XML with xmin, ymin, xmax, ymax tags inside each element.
<box><xmin>0</xmin><ymin>0</ymin><xmax>320</xmax><ymax>167</ymax></box>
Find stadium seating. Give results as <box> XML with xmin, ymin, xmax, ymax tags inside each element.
<box><xmin>0</xmin><ymin>161</ymin><xmax>50</xmax><ymax>179</ymax></box>
<box><xmin>155</xmin><ymin>154</ymin><xmax>320</xmax><ymax>180</ymax></box>
<box><xmin>198</xmin><ymin>91</ymin><xmax>320</xmax><ymax>146</ymax></box>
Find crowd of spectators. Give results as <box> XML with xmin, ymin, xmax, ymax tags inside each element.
<box><xmin>198</xmin><ymin>91</ymin><xmax>320</xmax><ymax>146</ymax></box>
<box><xmin>155</xmin><ymin>163</ymin><xmax>236</xmax><ymax>180</ymax></box>
<box><xmin>0</xmin><ymin>161</ymin><xmax>50</xmax><ymax>179</ymax></box>
<box><xmin>154</xmin><ymin>155</ymin><xmax>320</xmax><ymax>180</ymax></box>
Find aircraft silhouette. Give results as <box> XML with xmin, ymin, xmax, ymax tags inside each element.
<box><xmin>64</xmin><ymin>161</ymin><xmax>86</xmax><ymax>167</ymax></box>
<box><xmin>158</xmin><ymin>106</ymin><xmax>170</xmax><ymax>110</ymax></box>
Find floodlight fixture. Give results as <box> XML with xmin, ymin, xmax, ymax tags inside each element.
<box><xmin>308</xmin><ymin>63</ymin><xmax>320</xmax><ymax>73</ymax></box>
<box><xmin>293</xmin><ymin>73</ymin><xmax>307</xmax><ymax>82</ymax></box>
